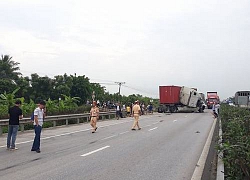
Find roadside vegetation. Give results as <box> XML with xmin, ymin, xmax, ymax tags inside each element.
<box><xmin>219</xmin><ymin>104</ymin><xmax>250</xmax><ymax>179</ymax></box>
<box><xmin>0</xmin><ymin>54</ymin><xmax>158</xmax><ymax>119</ymax></box>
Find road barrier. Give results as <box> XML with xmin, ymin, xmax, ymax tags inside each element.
<box><xmin>217</xmin><ymin>118</ymin><xmax>225</xmax><ymax>180</ymax></box>
<box><xmin>0</xmin><ymin>111</ymin><xmax>116</xmax><ymax>136</ymax></box>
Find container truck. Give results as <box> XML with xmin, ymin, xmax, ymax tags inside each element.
<box><xmin>158</xmin><ymin>86</ymin><xmax>205</xmax><ymax>113</ymax></box>
<box><xmin>206</xmin><ymin>92</ymin><xmax>220</xmax><ymax>109</ymax></box>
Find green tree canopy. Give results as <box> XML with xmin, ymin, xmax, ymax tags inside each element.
<box><xmin>0</xmin><ymin>55</ymin><xmax>21</xmax><ymax>81</ymax></box>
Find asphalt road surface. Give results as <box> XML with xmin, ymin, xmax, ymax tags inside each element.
<box><xmin>0</xmin><ymin>111</ymin><xmax>215</xmax><ymax>180</ymax></box>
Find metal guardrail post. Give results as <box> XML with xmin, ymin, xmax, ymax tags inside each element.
<box><xmin>66</xmin><ymin>119</ymin><xmax>68</xmax><ymax>126</ymax></box>
<box><xmin>20</xmin><ymin>124</ymin><xmax>24</xmax><ymax>132</ymax></box>
<box><xmin>53</xmin><ymin>121</ymin><xmax>56</xmax><ymax>127</ymax></box>
<box><xmin>0</xmin><ymin>126</ymin><xmax>2</xmax><ymax>136</ymax></box>
<box><xmin>77</xmin><ymin>118</ymin><xmax>80</xmax><ymax>124</ymax></box>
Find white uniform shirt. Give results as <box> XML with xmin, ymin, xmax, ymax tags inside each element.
<box><xmin>34</xmin><ymin>107</ymin><xmax>44</xmax><ymax>126</ymax></box>
<box><xmin>215</xmin><ymin>104</ymin><xmax>220</xmax><ymax>114</ymax></box>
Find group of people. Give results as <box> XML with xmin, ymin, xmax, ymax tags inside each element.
<box><xmin>90</xmin><ymin>100</ymin><xmax>143</xmax><ymax>132</ymax></box>
<box><xmin>114</xmin><ymin>102</ymin><xmax>153</xmax><ymax>119</ymax></box>
<box><xmin>7</xmin><ymin>100</ymin><xmax>46</xmax><ymax>153</ymax></box>
<box><xmin>6</xmin><ymin>99</ymin><xmax>144</xmax><ymax>152</ymax></box>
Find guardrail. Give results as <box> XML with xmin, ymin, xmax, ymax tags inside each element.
<box><xmin>0</xmin><ymin>111</ymin><xmax>116</xmax><ymax>136</ymax></box>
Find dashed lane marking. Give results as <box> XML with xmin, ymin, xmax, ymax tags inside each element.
<box><xmin>148</xmin><ymin>127</ymin><xmax>158</xmax><ymax>131</ymax></box>
<box><xmin>100</xmin><ymin>135</ymin><xmax>117</xmax><ymax>141</ymax></box>
<box><xmin>81</xmin><ymin>146</ymin><xmax>110</xmax><ymax>157</ymax></box>
<box><xmin>119</xmin><ymin>131</ymin><xmax>129</xmax><ymax>135</ymax></box>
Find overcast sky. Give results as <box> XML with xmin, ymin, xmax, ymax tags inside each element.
<box><xmin>1</xmin><ymin>0</ymin><xmax>249</xmax><ymax>99</ymax></box>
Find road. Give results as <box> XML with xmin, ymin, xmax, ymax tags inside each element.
<box><xmin>0</xmin><ymin>111</ymin><xmax>215</xmax><ymax>180</ymax></box>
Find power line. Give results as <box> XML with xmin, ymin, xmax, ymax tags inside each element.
<box><xmin>89</xmin><ymin>78</ymin><xmax>116</xmax><ymax>83</ymax></box>
<box><xmin>92</xmin><ymin>82</ymin><xmax>117</xmax><ymax>86</ymax></box>
<box><xmin>23</xmin><ymin>51</ymin><xmax>59</xmax><ymax>56</ymax></box>
<box><xmin>123</xmin><ymin>84</ymin><xmax>158</xmax><ymax>98</ymax></box>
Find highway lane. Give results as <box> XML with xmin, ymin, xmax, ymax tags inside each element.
<box><xmin>0</xmin><ymin>111</ymin><xmax>215</xmax><ymax>180</ymax></box>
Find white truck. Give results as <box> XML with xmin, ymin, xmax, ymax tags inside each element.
<box><xmin>180</xmin><ymin>86</ymin><xmax>205</xmax><ymax>112</ymax></box>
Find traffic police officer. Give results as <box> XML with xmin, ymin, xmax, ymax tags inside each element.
<box><xmin>90</xmin><ymin>101</ymin><xmax>99</xmax><ymax>133</ymax></box>
<box><xmin>131</xmin><ymin>100</ymin><xmax>141</xmax><ymax>130</ymax></box>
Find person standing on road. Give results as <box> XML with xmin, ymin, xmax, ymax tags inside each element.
<box><xmin>214</xmin><ymin>102</ymin><xmax>220</xmax><ymax>118</ymax></box>
<box><xmin>131</xmin><ymin>100</ymin><xmax>141</xmax><ymax>130</ymax></box>
<box><xmin>31</xmin><ymin>100</ymin><xmax>46</xmax><ymax>153</ymax></box>
<box><xmin>116</xmin><ymin>103</ymin><xmax>121</xmax><ymax>120</ymax></box>
<box><xmin>212</xmin><ymin>102</ymin><xmax>219</xmax><ymax>118</ymax></box>
<box><xmin>126</xmin><ymin>105</ymin><xmax>131</xmax><ymax>117</ymax></box>
<box><xmin>7</xmin><ymin>100</ymin><xmax>23</xmax><ymax>150</ymax></box>
<box><xmin>90</xmin><ymin>101</ymin><xmax>99</xmax><ymax>133</ymax></box>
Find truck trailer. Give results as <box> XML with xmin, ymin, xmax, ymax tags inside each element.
<box><xmin>235</xmin><ymin>91</ymin><xmax>250</xmax><ymax>108</ymax></box>
<box><xmin>158</xmin><ymin>86</ymin><xmax>205</xmax><ymax>113</ymax></box>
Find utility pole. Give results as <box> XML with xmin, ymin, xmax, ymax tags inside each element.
<box><xmin>115</xmin><ymin>82</ymin><xmax>125</xmax><ymax>95</ymax></box>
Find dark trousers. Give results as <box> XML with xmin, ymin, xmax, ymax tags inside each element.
<box><xmin>31</xmin><ymin>125</ymin><xmax>42</xmax><ymax>150</ymax></box>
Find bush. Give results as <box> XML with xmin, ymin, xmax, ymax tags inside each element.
<box><xmin>219</xmin><ymin>105</ymin><xmax>250</xmax><ymax>180</ymax></box>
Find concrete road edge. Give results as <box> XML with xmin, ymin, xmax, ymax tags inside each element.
<box><xmin>191</xmin><ymin>118</ymin><xmax>217</xmax><ymax>180</ymax></box>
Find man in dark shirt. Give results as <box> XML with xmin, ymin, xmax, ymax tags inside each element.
<box><xmin>7</xmin><ymin>100</ymin><xmax>23</xmax><ymax>150</ymax></box>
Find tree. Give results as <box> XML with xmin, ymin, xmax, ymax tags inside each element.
<box><xmin>51</xmin><ymin>74</ymin><xmax>72</xmax><ymax>100</ymax></box>
<box><xmin>29</xmin><ymin>73</ymin><xmax>54</xmax><ymax>101</ymax></box>
<box><xmin>61</xmin><ymin>94</ymin><xmax>81</xmax><ymax>107</ymax></box>
<box><xmin>90</xmin><ymin>83</ymin><xmax>106</xmax><ymax>101</ymax></box>
<box><xmin>0</xmin><ymin>55</ymin><xmax>21</xmax><ymax>93</ymax></box>
<box><xmin>15</xmin><ymin>76</ymin><xmax>30</xmax><ymax>100</ymax></box>
<box><xmin>0</xmin><ymin>87</ymin><xmax>20</xmax><ymax>108</ymax></box>
<box><xmin>0</xmin><ymin>79</ymin><xmax>17</xmax><ymax>94</ymax></box>
<box><xmin>0</xmin><ymin>55</ymin><xmax>21</xmax><ymax>81</ymax></box>
<box><xmin>70</xmin><ymin>75</ymin><xmax>91</xmax><ymax>104</ymax></box>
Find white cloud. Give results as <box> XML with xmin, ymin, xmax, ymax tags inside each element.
<box><xmin>1</xmin><ymin>0</ymin><xmax>250</xmax><ymax>99</ymax></box>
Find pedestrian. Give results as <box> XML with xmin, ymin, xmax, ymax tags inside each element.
<box><xmin>215</xmin><ymin>103</ymin><xmax>220</xmax><ymax>115</ymax></box>
<box><xmin>131</xmin><ymin>100</ymin><xmax>141</xmax><ymax>130</ymax></box>
<box><xmin>90</xmin><ymin>101</ymin><xmax>99</xmax><ymax>133</ymax></box>
<box><xmin>126</xmin><ymin>105</ymin><xmax>131</xmax><ymax>117</ymax></box>
<box><xmin>116</xmin><ymin>103</ymin><xmax>121</xmax><ymax>120</ymax></box>
<box><xmin>149</xmin><ymin>104</ymin><xmax>153</xmax><ymax>114</ymax></box>
<box><xmin>31</xmin><ymin>100</ymin><xmax>46</xmax><ymax>153</ymax></box>
<box><xmin>7</xmin><ymin>100</ymin><xmax>23</xmax><ymax>150</ymax></box>
<box><xmin>213</xmin><ymin>102</ymin><xmax>220</xmax><ymax>118</ymax></box>
<box><xmin>141</xmin><ymin>103</ymin><xmax>145</xmax><ymax>115</ymax></box>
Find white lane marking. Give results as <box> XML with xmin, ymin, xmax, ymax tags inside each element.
<box><xmin>152</xmin><ymin>122</ymin><xmax>159</xmax><ymax>125</ymax></box>
<box><xmin>173</xmin><ymin>120</ymin><xmax>177</xmax><ymax>122</ymax></box>
<box><xmin>0</xmin><ymin>120</ymin><xmax>132</xmax><ymax>149</ymax></box>
<box><xmin>81</xmin><ymin>146</ymin><xmax>110</xmax><ymax>157</ymax></box>
<box><xmin>100</xmin><ymin>135</ymin><xmax>117</xmax><ymax>141</ymax></box>
<box><xmin>191</xmin><ymin>118</ymin><xmax>217</xmax><ymax>180</ymax></box>
<box><xmin>119</xmin><ymin>131</ymin><xmax>129</xmax><ymax>135</ymax></box>
<box><xmin>148</xmin><ymin>127</ymin><xmax>158</xmax><ymax>131</ymax></box>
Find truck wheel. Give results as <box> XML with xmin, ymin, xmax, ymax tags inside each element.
<box><xmin>170</xmin><ymin>106</ymin><xmax>177</xmax><ymax>113</ymax></box>
<box><xmin>173</xmin><ymin>106</ymin><xmax>177</xmax><ymax>112</ymax></box>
